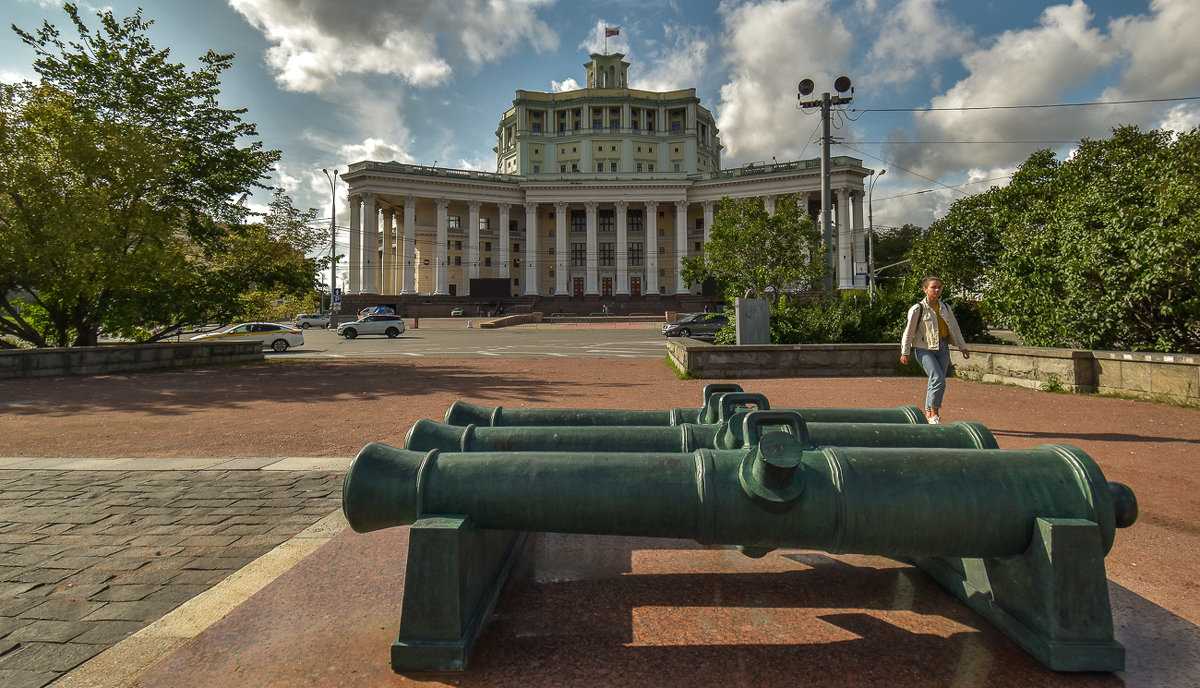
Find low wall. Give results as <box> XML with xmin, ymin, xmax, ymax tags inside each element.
<box><xmin>669</xmin><ymin>339</ymin><xmax>1200</xmax><ymax>404</ymax></box>
<box><xmin>0</xmin><ymin>341</ymin><xmax>264</xmax><ymax>379</ymax></box>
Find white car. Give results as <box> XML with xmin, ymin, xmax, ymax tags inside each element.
<box><xmin>337</xmin><ymin>314</ymin><xmax>406</xmax><ymax>339</ymax></box>
<box><xmin>190</xmin><ymin>322</ymin><xmax>304</xmax><ymax>352</ymax></box>
<box><xmin>292</xmin><ymin>313</ymin><xmax>329</xmax><ymax>329</ymax></box>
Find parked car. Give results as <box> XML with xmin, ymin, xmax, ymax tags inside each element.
<box><xmin>661</xmin><ymin>313</ymin><xmax>729</xmax><ymax>338</ymax></box>
<box><xmin>292</xmin><ymin>313</ymin><xmax>329</xmax><ymax>329</ymax></box>
<box><xmin>450</xmin><ymin>307</ymin><xmax>464</xmax><ymax>317</ymax></box>
<box><xmin>358</xmin><ymin>305</ymin><xmax>395</xmax><ymax>317</ymax></box>
<box><xmin>190</xmin><ymin>322</ymin><xmax>304</xmax><ymax>352</ymax></box>
<box><xmin>337</xmin><ymin>314</ymin><xmax>406</xmax><ymax>339</ymax></box>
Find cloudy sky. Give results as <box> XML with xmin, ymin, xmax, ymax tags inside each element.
<box><xmin>5</xmin><ymin>0</ymin><xmax>1198</xmax><ymax>256</ymax></box>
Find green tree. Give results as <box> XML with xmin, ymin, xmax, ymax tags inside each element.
<box><xmin>871</xmin><ymin>222</ymin><xmax>924</xmax><ymax>283</ymax></box>
<box><xmin>1</xmin><ymin>4</ymin><xmax>283</xmax><ymax>347</ymax></box>
<box><xmin>681</xmin><ymin>194</ymin><xmax>826</xmax><ymax>303</ymax></box>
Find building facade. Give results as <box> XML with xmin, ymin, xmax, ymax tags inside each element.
<box><xmin>340</xmin><ymin>53</ymin><xmax>872</xmax><ymax>301</ymax></box>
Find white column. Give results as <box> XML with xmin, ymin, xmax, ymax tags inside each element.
<box><xmin>763</xmin><ymin>195</ymin><xmax>777</xmax><ymax>216</ymax></box>
<box><xmin>674</xmin><ymin>200</ymin><xmax>688</xmax><ymax>294</ymax></box>
<box><xmin>467</xmin><ymin>200</ymin><xmax>481</xmax><ymax>290</ymax></box>
<box><xmin>615</xmin><ymin>200</ymin><xmax>629</xmax><ymax>295</ymax></box>
<box><xmin>401</xmin><ymin>197</ymin><xmax>416</xmax><ymax>294</ymax></box>
<box><xmin>523</xmin><ymin>202</ymin><xmax>539</xmax><ymax>295</ymax></box>
<box><xmin>361</xmin><ymin>193</ymin><xmax>377</xmax><ymax>294</ymax></box>
<box><xmin>555</xmin><ymin>201</ymin><xmax>568</xmax><ymax>295</ymax></box>
<box><xmin>498</xmin><ymin>203</ymin><xmax>511</xmax><ymax>279</ymax></box>
<box><xmin>837</xmin><ymin>188</ymin><xmax>853</xmax><ymax>289</ymax></box>
<box><xmin>381</xmin><ymin>207</ymin><xmax>394</xmax><ymax>294</ymax></box>
<box><xmin>348</xmin><ymin>194</ymin><xmax>361</xmax><ymax>293</ymax></box>
<box><xmin>435</xmin><ymin>198</ymin><xmax>449</xmax><ymax>295</ymax></box>
<box><xmin>645</xmin><ymin>201</ymin><xmax>659</xmax><ymax>295</ymax></box>
<box><xmin>702</xmin><ymin>200</ymin><xmax>715</xmax><ymax>244</ymax></box>
<box><xmin>585</xmin><ymin>201</ymin><xmax>598</xmax><ymax>295</ymax></box>
<box><xmin>852</xmin><ymin>191</ymin><xmax>866</xmax><ymax>288</ymax></box>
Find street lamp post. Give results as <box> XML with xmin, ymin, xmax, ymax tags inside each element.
<box><xmin>321</xmin><ymin>168</ymin><xmax>339</xmax><ymax>323</ymax></box>
<box><xmin>798</xmin><ymin>76</ymin><xmax>853</xmax><ymax>290</ymax></box>
<box><xmin>868</xmin><ymin>168</ymin><xmax>886</xmax><ymax>298</ymax></box>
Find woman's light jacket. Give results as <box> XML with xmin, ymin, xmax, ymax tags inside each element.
<box><xmin>901</xmin><ymin>298</ymin><xmax>968</xmax><ymax>355</ymax></box>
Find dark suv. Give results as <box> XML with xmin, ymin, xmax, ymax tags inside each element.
<box><xmin>661</xmin><ymin>313</ymin><xmax>729</xmax><ymax>338</ymax></box>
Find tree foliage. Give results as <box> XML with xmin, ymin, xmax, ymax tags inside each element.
<box><xmin>910</xmin><ymin>126</ymin><xmax>1199</xmax><ymax>352</ymax></box>
<box><xmin>1</xmin><ymin>4</ymin><xmax>306</xmax><ymax>348</ymax></box>
<box><xmin>681</xmin><ymin>194</ymin><xmax>826</xmax><ymax>303</ymax></box>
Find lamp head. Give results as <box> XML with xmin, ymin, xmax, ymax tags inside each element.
<box><xmin>797</xmin><ymin>78</ymin><xmax>815</xmax><ymax>96</ymax></box>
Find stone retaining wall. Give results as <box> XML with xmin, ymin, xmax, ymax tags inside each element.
<box><xmin>668</xmin><ymin>339</ymin><xmax>1200</xmax><ymax>404</ymax></box>
<box><xmin>0</xmin><ymin>341</ymin><xmax>263</xmax><ymax>379</ymax></box>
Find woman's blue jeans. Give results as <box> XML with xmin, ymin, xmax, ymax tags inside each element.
<box><xmin>914</xmin><ymin>342</ymin><xmax>950</xmax><ymax>411</ymax></box>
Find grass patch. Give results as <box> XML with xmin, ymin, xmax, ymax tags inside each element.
<box><xmin>664</xmin><ymin>354</ymin><xmax>698</xmax><ymax>380</ymax></box>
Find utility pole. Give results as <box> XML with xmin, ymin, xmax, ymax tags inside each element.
<box><xmin>798</xmin><ymin>77</ymin><xmax>853</xmax><ymax>290</ymax></box>
<box><xmin>868</xmin><ymin>168</ymin><xmax>886</xmax><ymax>299</ymax></box>
<box><xmin>322</xmin><ymin>168</ymin><xmax>339</xmax><ymax>323</ymax></box>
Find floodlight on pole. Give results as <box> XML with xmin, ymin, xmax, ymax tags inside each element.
<box><xmin>798</xmin><ymin>76</ymin><xmax>853</xmax><ymax>290</ymax></box>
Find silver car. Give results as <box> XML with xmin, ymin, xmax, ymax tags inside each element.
<box><xmin>337</xmin><ymin>314</ymin><xmax>406</xmax><ymax>339</ymax></box>
<box><xmin>292</xmin><ymin>313</ymin><xmax>329</xmax><ymax>329</ymax></box>
<box><xmin>661</xmin><ymin>313</ymin><xmax>729</xmax><ymax>338</ymax></box>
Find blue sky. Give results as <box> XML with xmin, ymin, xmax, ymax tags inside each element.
<box><xmin>5</xmin><ymin>0</ymin><xmax>1198</xmax><ymax>243</ymax></box>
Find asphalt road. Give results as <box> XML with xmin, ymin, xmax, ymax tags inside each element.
<box><xmin>280</xmin><ymin>319</ymin><xmax>671</xmax><ymax>359</ymax></box>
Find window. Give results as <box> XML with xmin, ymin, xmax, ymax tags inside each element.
<box><xmin>572</xmin><ymin>163</ymin><xmax>579</xmax><ymax>172</ymax></box>
<box><xmin>629</xmin><ymin>242</ymin><xmax>643</xmax><ymax>266</ymax></box>
<box><xmin>610</xmin><ymin>162</ymin><xmax>618</xmax><ymax>172</ymax></box>
<box><xmin>514</xmin><ymin>278</ymin><xmax>519</xmax><ymax>286</ymax></box>
<box><xmin>695</xmin><ymin>242</ymin><xmax>703</xmax><ymax>252</ymax></box>
<box><xmin>485</xmin><ymin>242</ymin><xmax>492</xmax><ymax>252</ymax></box>
<box><xmin>479</xmin><ymin>218</ymin><xmax>490</xmax><ymax>231</ymax></box>
<box><xmin>533</xmin><ymin>165</ymin><xmax>540</xmax><ymax>173</ymax></box>
<box><xmin>597</xmin><ymin>162</ymin><xmax>604</xmax><ymax>172</ymax></box>
<box><xmin>455</xmin><ymin>241</ymin><xmax>462</xmax><ymax>250</ymax></box>
<box><xmin>647</xmin><ymin>163</ymin><xmax>654</xmax><ymax>172</ymax></box>
<box><xmin>671</xmin><ymin>121</ymin><xmax>681</xmax><ymax>131</ymax></box>
<box><xmin>485</xmin><ymin>257</ymin><xmax>491</xmax><ymax>267</ymax></box>
<box><xmin>513</xmin><ymin>243</ymin><xmax>521</xmax><ymax>254</ymax></box>
<box><xmin>448</xmin><ymin>215</ymin><xmax>461</xmax><ymax>229</ymax></box>
<box><xmin>547</xmin><ymin>247</ymin><xmax>554</xmax><ymax>256</ymax></box>
<box><xmin>510</xmin><ymin>220</ymin><xmax>519</xmax><ymax>233</ymax></box>
<box><xmin>514</xmin><ymin>258</ymin><xmax>520</xmax><ymax>268</ymax></box>
<box><xmin>611</xmin><ymin>146</ymin><xmax>617</xmax><ymax>152</ymax></box>
<box><xmin>593</xmin><ymin>119</ymin><xmax>601</xmax><ymax>129</ymax></box>
<box><xmin>598</xmin><ymin>210</ymin><xmax>614</xmax><ymax>232</ymax></box>
<box><xmin>571</xmin><ymin>210</ymin><xmax>586</xmax><ymax>232</ymax></box>
<box><xmin>636</xmin><ymin>163</ymin><xmax>643</xmax><ymax>172</ymax></box>
<box><xmin>696</xmin><ymin>219</ymin><xmax>703</xmax><ymax>230</ymax></box>
<box><xmin>628</xmin><ymin>210</ymin><xmax>643</xmax><ymax>232</ymax></box>
<box><xmin>561</xmin><ymin>165</ymin><xmax>567</xmax><ymax>173</ymax></box>
<box><xmin>454</xmin><ymin>256</ymin><xmax>461</xmax><ymax>266</ymax></box>
<box><xmin>532</xmin><ymin>123</ymin><xmax>542</xmax><ymax>132</ymax></box>
<box><xmin>572</xmin><ymin>242</ymin><xmax>587</xmax><ymax>266</ymax></box>
<box><xmin>659</xmin><ymin>269</ymin><xmax>666</xmax><ymax>277</ymax></box>
<box><xmin>674</xmin><ymin>163</ymin><xmax>681</xmax><ymax>172</ymax></box>
<box><xmin>549</xmin><ymin>229</ymin><xmax>555</xmax><ymax>238</ymax></box>
<box><xmin>659</xmin><ymin>246</ymin><xmax>665</xmax><ymax>254</ymax></box>
<box><xmin>600</xmin><ymin>242</ymin><xmax>614</xmax><ymax>266</ymax></box>
<box><xmin>561</xmin><ymin>148</ymin><xmax>566</xmax><ymax>155</ymax></box>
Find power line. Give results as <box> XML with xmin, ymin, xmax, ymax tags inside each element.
<box><xmin>841</xmin><ymin>140</ymin><xmax>1079</xmax><ymax>145</ymax></box>
<box><xmin>856</xmin><ymin>95</ymin><xmax>1200</xmax><ymax>113</ymax></box>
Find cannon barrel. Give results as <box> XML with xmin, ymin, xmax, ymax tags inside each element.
<box><xmin>444</xmin><ymin>397</ymin><xmax>926</xmax><ymax>427</ymax></box>
<box><xmin>343</xmin><ymin>435</ymin><xmax>1136</xmax><ymax>559</ymax></box>
<box><xmin>407</xmin><ymin>414</ymin><xmax>997</xmax><ymax>453</ymax></box>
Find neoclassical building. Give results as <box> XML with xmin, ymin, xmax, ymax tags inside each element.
<box><xmin>340</xmin><ymin>52</ymin><xmax>871</xmax><ymax>302</ymax></box>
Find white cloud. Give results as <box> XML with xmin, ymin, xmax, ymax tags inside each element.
<box><xmin>715</xmin><ymin>0</ymin><xmax>856</xmax><ymax>164</ymax></box>
<box><xmin>552</xmin><ymin>77</ymin><xmax>581</xmax><ymax>92</ymax></box>
<box><xmin>865</xmin><ymin>0</ymin><xmax>974</xmax><ymax>87</ymax></box>
<box><xmin>229</xmin><ymin>0</ymin><xmax>559</xmax><ymax>93</ymax></box>
<box><xmin>338</xmin><ymin>137</ymin><xmax>415</xmax><ymax>166</ymax></box>
<box><xmin>887</xmin><ymin>0</ymin><xmax>1121</xmax><ymax>180</ymax></box>
<box><xmin>1109</xmin><ymin>0</ymin><xmax>1200</xmax><ymax>99</ymax></box>
<box><xmin>630</xmin><ymin>24</ymin><xmax>712</xmax><ymax>93</ymax></box>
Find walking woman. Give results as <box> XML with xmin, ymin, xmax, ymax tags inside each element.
<box><xmin>900</xmin><ymin>276</ymin><xmax>970</xmax><ymax>424</ymax></box>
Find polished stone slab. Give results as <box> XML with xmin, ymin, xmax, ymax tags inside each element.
<box><xmin>132</xmin><ymin>526</ymin><xmax>1199</xmax><ymax>687</ymax></box>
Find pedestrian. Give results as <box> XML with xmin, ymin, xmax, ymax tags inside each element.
<box><xmin>900</xmin><ymin>275</ymin><xmax>971</xmax><ymax>424</ymax></box>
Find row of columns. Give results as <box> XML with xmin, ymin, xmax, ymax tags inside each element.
<box><xmin>343</xmin><ymin>190</ymin><xmax>867</xmax><ymax>295</ymax></box>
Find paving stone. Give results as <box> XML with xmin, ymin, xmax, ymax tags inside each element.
<box><xmin>92</xmin><ymin>584</ymin><xmax>159</xmax><ymax>602</ymax></box>
<box><xmin>8</xmin><ymin>569</ymin><xmax>73</xmax><ymax>585</ymax></box>
<box><xmin>47</xmin><ymin>583</ymin><xmax>109</xmax><ymax>600</ymax></box>
<box><xmin>0</xmin><ymin>669</ymin><xmax>59</xmax><ymax>688</ymax></box>
<box><xmin>5</xmin><ymin>619</ymin><xmax>91</xmax><ymax>643</ymax></box>
<box><xmin>19</xmin><ymin>599</ymin><xmax>104</xmax><ymax>621</ymax></box>
<box><xmin>81</xmin><ymin>599</ymin><xmax>178</xmax><ymax>622</ymax></box>
<box><xmin>71</xmin><ymin>620</ymin><xmax>144</xmax><ymax>646</ymax></box>
<box><xmin>0</xmin><ymin>616</ymin><xmax>34</xmax><ymax>638</ymax></box>
<box><xmin>0</xmin><ymin>596</ymin><xmax>41</xmax><ymax>617</ymax></box>
<box><xmin>0</xmin><ymin>641</ymin><xmax>103</xmax><ymax>671</ymax></box>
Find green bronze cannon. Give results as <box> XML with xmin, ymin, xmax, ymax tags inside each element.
<box><xmin>345</xmin><ymin>419</ymin><xmax>1137</xmax><ymax>673</ymax></box>
<box><xmin>408</xmin><ymin>410</ymin><xmax>997</xmax><ymax>453</ymax></box>
<box><xmin>445</xmin><ymin>385</ymin><xmax>927</xmax><ymax>427</ymax></box>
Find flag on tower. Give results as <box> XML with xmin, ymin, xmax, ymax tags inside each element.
<box><xmin>605</xmin><ymin>26</ymin><xmax>620</xmax><ymax>37</ymax></box>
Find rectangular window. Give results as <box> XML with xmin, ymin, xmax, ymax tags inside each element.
<box><xmin>448</xmin><ymin>215</ymin><xmax>461</xmax><ymax>229</ymax></box>
<box><xmin>628</xmin><ymin>210</ymin><xmax>643</xmax><ymax>232</ymax></box>
<box><xmin>659</xmin><ymin>246</ymin><xmax>665</xmax><ymax>254</ymax></box>
<box><xmin>560</xmin><ymin>165</ymin><xmax>567</xmax><ymax>173</ymax></box>
<box><xmin>510</xmin><ymin>220</ymin><xmax>519</xmax><ymax>233</ymax></box>
<box><xmin>696</xmin><ymin>219</ymin><xmax>703</xmax><ymax>230</ymax></box>
<box><xmin>533</xmin><ymin>165</ymin><xmax>540</xmax><ymax>173</ymax></box>
<box><xmin>479</xmin><ymin>218</ymin><xmax>490</xmax><ymax>231</ymax></box>
<box><xmin>647</xmin><ymin>163</ymin><xmax>654</xmax><ymax>172</ymax></box>
<box><xmin>636</xmin><ymin>163</ymin><xmax>643</xmax><ymax>172</ymax></box>
<box><xmin>598</xmin><ymin>209</ymin><xmax>614</xmax><ymax>232</ymax></box>
<box><xmin>454</xmin><ymin>256</ymin><xmax>461</xmax><ymax>266</ymax></box>
<box><xmin>599</xmin><ymin>242</ymin><xmax>614</xmax><ymax>266</ymax></box>
<box><xmin>695</xmin><ymin>241</ymin><xmax>703</xmax><ymax>252</ymax></box>
<box><xmin>597</xmin><ymin>162</ymin><xmax>604</xmax><ymax>173</ymax></box>
<box><xmin>547</xmin><ymin>247</ymin><xmax>554</xmax><ymax>256</ymax></box>
<box><xmin>455</xmin><ymin>241</ymin><xmax>462</xmax><ymax>250</ymax></box>
<box><xmin>674</xmin><ymin>163</ymin><xmax>681</xmax><ymax>172</ymax></box>
<box><xmin>593</xmin><ymin>119</ymin><xmax>601</xmax><ymax>129</ymax></box>
<box><xmin>571</xmin><ymin>242</ymin><xmax>587</xmax><ymax>266</ymax></box>
<box><xmin>571</xmin><ymin>210</ymin><xmax>586</xmax><ymax>233</ymax></box>
<box><xmin>610</xmin><ymin>162</ymin><xmax>618</xmax><ymax>172</ymax></box>
<box><xmin>513</xmin><ymin>243</ymin><xmax>521</xmax><ymax>254</ymax></box>
<box><xmin>629</xmin><ymin>242</ymin><xmax>643</xmax><ymax>266</ymax></box>
<box><xmin>485</xmin><ymin>257</ymin><xmax>491</xmax><ymax>267</ymax></box>
<box><xmin>671</xmin><ymin>121</ymin><xmax>681</xmax><ymax>131</ymax></box>
<box><xmin>485</xmin><ymin>242</ymin><xmax>492</xmax><ymax>252</ymax></box>
<box><xmin>572</xmin><ymin>163</ymin><xmax>579</xmax><ymax>172</ymax></box>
